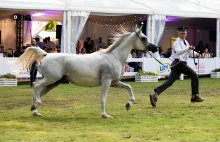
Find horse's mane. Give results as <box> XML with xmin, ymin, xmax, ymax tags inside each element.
<box><xmin>103</xmin><ymin>27</ymin><xmax>131</xmax><ymax>53</ymax></box>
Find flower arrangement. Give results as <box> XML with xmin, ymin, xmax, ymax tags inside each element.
<box><xmin>212</xmin><ymin>68</ymin><xmax>220</xmax><ymax>72</ymax></box>
<box><xmin>137</xmin><ymin>70</ymin><xmax>157</xmax><ymax>76</ymax></box>
<box><xmin>0</xmin><ymin>73</ymin><xmax>16</xmax><ymax>79</ymax></box>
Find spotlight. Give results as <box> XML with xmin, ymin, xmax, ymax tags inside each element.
<box><xmin>13</xmin><ymin>14</ymin><xmax>21</xmax><ymax>20</ymax></box>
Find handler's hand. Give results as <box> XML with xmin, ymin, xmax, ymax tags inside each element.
<box><xmin>189</xmin><ymin>45</ymin><xmax>195</xmax><ymax>50</ymax></box>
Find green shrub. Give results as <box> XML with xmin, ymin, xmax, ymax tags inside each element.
<box><xmin>212</xmin><ymin>68</ymin><xmax>220</xmax><ymax>72</ymax></box>
<box><xmin>0</xmin><ymin>73</ymin><xmax>16</xmax><ymax>79</ymax></box>
<box><xmin>137</xmin><ymin>69</ymin><xmax>157</xmax><ymax>76</ymax></box>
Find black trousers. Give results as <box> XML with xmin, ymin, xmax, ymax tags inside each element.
<box><xmin>30</xmin><ymin>62</ymin><xmax>37</xmax><ymax>87</ymax></box>
<box><xmin>154</xmin><ymin>60</ymin><xmax>199</xmax><ymax>96</ymax></box>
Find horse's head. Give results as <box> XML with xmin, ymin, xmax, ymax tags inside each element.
<box><xmin>134</xmin><ymin>25</ymin><xmax>158</xmax><ymax>53</ymax></box>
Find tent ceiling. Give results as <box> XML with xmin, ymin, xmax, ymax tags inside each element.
<box><xmin>70</xmin><ymin>0</ymin><xmax>220</xmax><ymax>18</ymax></box>
<box><xmin>1</xmin><ymin>0</ymin><xmax>220</xmax><ymax>18</ymax></box>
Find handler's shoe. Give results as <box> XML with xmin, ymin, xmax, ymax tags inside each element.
<box><xmin>149</xmin><ymin>93</ymin><xmax>158</xmax><ymax>107</ymax></box>
<box><xmin>191</xmin><ymin>95</ymin><xmax>204</xmax><ymax>103</ymax></box>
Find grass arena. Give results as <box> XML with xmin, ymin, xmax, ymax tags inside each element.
<box><xmin>0</xmin><ymin>77</ymin><xmax>220</xmax><ymax>142</ymax></box>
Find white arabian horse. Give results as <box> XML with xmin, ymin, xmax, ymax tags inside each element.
<box><xmin>14</xmin><ymin>25</ymin><xmax>158</xmax><ymax>118</ymax></box>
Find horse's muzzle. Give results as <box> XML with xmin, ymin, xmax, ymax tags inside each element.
<box><xmin>148</xmin><ymin>43</ymin><xmax>158</xmax><ymax>53</ymax></box>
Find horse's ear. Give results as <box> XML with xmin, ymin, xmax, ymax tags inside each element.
<box><xmin>135</xmin><ymin>24</ymin><xmax>143</xmax><ymax>34</ymax></box>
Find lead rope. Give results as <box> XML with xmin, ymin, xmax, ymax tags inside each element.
<box><xmin>134</xmin><ymin>31</ymin><xmax>164</xmax><ymax>66</ymax></box>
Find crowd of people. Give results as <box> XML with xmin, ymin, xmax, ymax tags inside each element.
<box><xmin>0</xmin><ymin>36</ymin><xmax>60</xmax><ymax>58</ymax></box>
<box><xmin>79</xmin><ymin>36</ymin><xmax>107</xmax><ymax>54</ymax></box>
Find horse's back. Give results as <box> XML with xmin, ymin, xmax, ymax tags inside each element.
<box><xmin>40</xmin><ymin>53</ymin><xmax>108</xmax><ymax>86</ymax></box>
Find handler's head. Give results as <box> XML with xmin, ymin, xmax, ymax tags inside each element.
<box><xmin>177</xmin><ymin>26</ymin><xmax>188</xmax><ymax>39</ymax></box>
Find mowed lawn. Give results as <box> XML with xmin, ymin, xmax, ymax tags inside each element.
<box><xmin>0</xmin><ymin>77</ymin><xmax>220</xmax><ymax>142</ymax></box>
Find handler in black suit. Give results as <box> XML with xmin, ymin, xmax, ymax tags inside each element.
<box><xmin>30</xmin><ymin>39</ymin><xmax>40</xmax><ymax>87</ymax></box>
<box><xmin>149</xmin><ymin>26</ymin><xmax>204</xmax><ymax>107</ymax></box>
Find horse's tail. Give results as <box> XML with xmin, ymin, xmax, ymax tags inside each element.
<box><xmin>9</xmin><ymin>47</ymin><xmax>47</xmax><ymax>70</ymax></box>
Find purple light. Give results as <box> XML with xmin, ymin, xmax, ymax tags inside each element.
<box><xmin>32</xmin><ymin>13</ymin><xmax>45</xmax><ymax>17</ymax></box>
<box><xmin>166</xmin><ymin>17</ymin><xmax>183</xmax><ymax>22</ymax></box>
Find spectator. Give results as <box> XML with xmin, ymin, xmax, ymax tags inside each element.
<box><xmin>128</xmin><ymin>50</ymin><xmax>142</xmax><ymax>72</ymax></box>
<box><xmin>163</xmin><ymin>48</ymin><xmax>172</xmax><ymax>58</ymax></box>
<box><xmin>80</xmin><ymin>48</ymin><xmax>87</xmax><ymax>54</ymax></box>
<box><xmin>202</xmin><ymin>47</ymin><xmax>211</xmax><ymax>58</ymax></box>
<box><xmin>96</xmin><ymin>37</ymin><xmax>105</xmax><ymax>49</ymax></box>
<box><xmin>0</xmin><ymin>46</ymin><xmax>5</xmax><ymax>57</ymax></box>
<box><xmin>13</xmin><ymin>48</ymin><xmax>23</xmax><ymax>57</ymax></box>
<box><xmin>46</xmin><ymin>36</ymin><xmax>56</xmax><ymax>51</ymax></box>
<box><xmin>84</xmin><ymin>37</ymin><xmax>91</xmax><ymax>53</ymax></box>
<box><xmin>35</xmin><ymin>38</ymin><xmax>44</xmax><ymax>49</ymax></box>
<box><xmin>90</xmin><ymin>40</ymin><xmax>96</xmax><ymax>53</ymax></box>
<box><xmin>56</xmin><ymin>39</ymin><xmax>61</xmax><ymax>53</ymax></box>
<box><xmin>195</xmin><ymin>41</ymin><xmax>204</xmax><ymax>54</ymax></box>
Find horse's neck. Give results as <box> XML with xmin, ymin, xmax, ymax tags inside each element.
<box><xmin>111</xmin><ymin>42</ymin><xmax>133</xmax><ymax>64</ymax></box>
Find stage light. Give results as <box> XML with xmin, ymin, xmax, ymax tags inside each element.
<box><xmin>13</xmin><ymin>14</ymin><xmax>20</xmax><ymax>20</ymax></box>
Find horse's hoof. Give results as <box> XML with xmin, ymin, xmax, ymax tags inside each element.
<box><xmin>32</xmin><ymin>110</ymin><xmax>42</xmax><ymax>117</ymax></box>
<box><xmin>32</xmin><ymin>112</ymin><xmax>42</xmax><ymax>117</ymax></box>
<box><xmin>125</xmin><ymin>103</ymin><xmax>131</xmax><ymax>110</ymax></box>
<box><xmin>102</xmin><ymin>114</ymin><xmax>113</xmax><ymax>119</ymax></box>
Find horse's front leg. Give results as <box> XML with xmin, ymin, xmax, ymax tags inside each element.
<box><xmin>100</xmin><ymin>79</ymin><xmax>113</xmax><ymax>118</ymax></box>
<box><xmin>113</xmin><ymin>81</ymin><xmax>135</xmax><ymax>110</ymax></box>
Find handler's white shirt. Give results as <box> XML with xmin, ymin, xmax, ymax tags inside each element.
<box><xmin>170</xmin><ymin>37</ymin><xmax>199</xmax><ymax>62</ymax></box>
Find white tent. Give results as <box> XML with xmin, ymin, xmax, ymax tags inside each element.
<box><xmin>69</xmin><ymin>0</ymin><xmax>220</xmax><ymax>18</ymax></box>
<box><xmin>0</xmin><ymin>0</ymin><xmax>67</xmax><ymax>10</ymax></box>
<box><xmin>0</xmin><ymin>0</ymin><xmax>220</xmax><ymax>56</ymax></box>
<box><xmin>1</xmin><ymin>0</ymin><xmax>220</xmax><ymax>18</ymax></box>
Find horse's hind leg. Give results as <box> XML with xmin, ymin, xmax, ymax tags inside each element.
<box><xmin>31</xmin><ymin>78</ymin><xmax>61</xmax><ymax>116</ymax></box>
<box><xmin>100</xmin><ymin>79</ymin><xmax>113</xmax><ymax>118</ymax></box>
<box><xmin>112</xmin><ymin>81</ymin><xmax>135</xmax><ymax>110</ymax></box>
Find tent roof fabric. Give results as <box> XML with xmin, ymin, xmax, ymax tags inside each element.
<box><xmin>0</xmin><ymin>0</ymin><xmax>67</xmax><ymax>10</ymax></box>
<box><xmin>0</xmin><ymin>0</ymin><xmax>220</xmax><ymax>18</ymax></box>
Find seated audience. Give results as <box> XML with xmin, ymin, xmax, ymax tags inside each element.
<box><xmin>163</xmin><ymin>48</ymin><xmax>172</xmax><ymax>58</ymax></box>
<box><xmin>80</xmin><ymin>48</ymin><xmax>87</xmax><ymax>54</ymax></box>
<box><xmin>127</xmin><ymin>50</ymin><xmax>142</xmax><ymax>72</ymax></box>
<box><xmin>202</xmin><ymin>47</ymin><xmax>211</xmax><ymax>58</ymax></box>
<box><xmin>13</xmin><ymin>49</ymin><xmax>23</xmax><ymax>57</ymax></box>
<box><xmin>97</xmin><ymin>46</ymin><xmax>103</xmax><ymax>51</ymax></box>
<box><xmin>56</xmin><ymin>39</ymin><xmax>61</xmax><ymax>53</ymax></box>
<box><xmin>195</xmin><ymin>41</ymin><xmax>204</xmax><ymax>54</ymax></box>
<box><xmin>159</xmin><ymin>47</ymin><xmax>165</xmax><ymax>58</ymax></box>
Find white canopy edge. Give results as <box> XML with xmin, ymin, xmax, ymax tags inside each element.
<box><xmin>0</xmin><ymin>0</ymin><xmax>67</xmax><ymax>10</ymax></box>
<box><xmin>1</xmin><ymin>0</ymin><xmax>220</xmax><ymax>18</ymax></box>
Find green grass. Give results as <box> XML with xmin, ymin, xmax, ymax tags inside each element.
<box><xmin>0</xmin><ymin>78</ymin><xmax>220</xmax><ymax>142</ymax></box>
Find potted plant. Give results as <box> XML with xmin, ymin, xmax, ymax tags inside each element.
<box><xmin>211</xmin><ymin>68</ymin><xmax>220</xmax><ymax>78</ymax></box>
<box><xmin>135</xmin><ymin>70</ymin><xmax>158</xmax><ymax>82</ymax></box>
<box><xmin>0</xmin><ymin>73</ymin><xmax>17</xmax><ymax>86</ymax></box>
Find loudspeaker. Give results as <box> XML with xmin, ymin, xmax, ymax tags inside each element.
<box><xmin>209</xmin><ymin>30</ymin><xmax>216</xmax><ymax>42</ymax></box>
<box><xmin>137</xmin><ymin>20</ymin><xmax>147</xmax><ymax>35</ymax></box>
<box><xmin>56</xmin><ymin>25</ymin><xmax>62</xmax><ymax>39</ymax></box>
<box><xmin>24</xmin><ymin>15</ymin><xmax>31</xmax><ymax>21</ymax></box>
